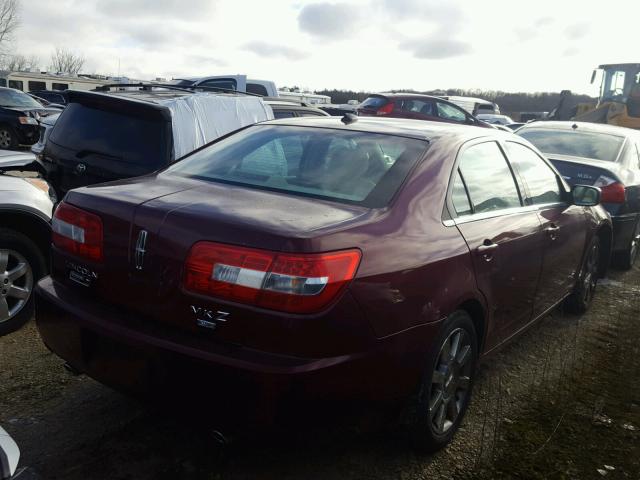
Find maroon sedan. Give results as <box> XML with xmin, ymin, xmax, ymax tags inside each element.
<box><xmin>357</xmin><ymin>93</ymin><xmax>492</xmax><ymax>128</ymax></box>
<box><xmin>35</xmin><ymin>117</ymin><xmax>610</xmax><ymax>451</ymax></box>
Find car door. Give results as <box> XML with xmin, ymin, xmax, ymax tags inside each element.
<box><xmin>450</xmin><ymin>141</ymin><xmax>544</xmax><ymax>347</ymax></box>
<box><xmin>503</xmin><ymin>141</ymin><xmax>587</xmax><ymax>317</ymax></box>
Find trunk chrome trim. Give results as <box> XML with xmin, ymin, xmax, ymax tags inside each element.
<box><xmin>134</xmin><ymin>230</ymin><xmax>148</xmax><ymax>271</ymax></box>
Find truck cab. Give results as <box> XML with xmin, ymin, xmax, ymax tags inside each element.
<box><xmin>171</xmin><ymin>75</ymin><xmax>278</xmax><ymax>97</ymax></box>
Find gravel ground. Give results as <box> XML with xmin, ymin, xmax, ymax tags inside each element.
<box><xmin>1</xmin><ymin>264</ymin><xmax>638</xmax><ymax>480</ymax></box>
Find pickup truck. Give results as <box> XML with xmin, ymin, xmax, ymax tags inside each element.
<box><xmin>171</xmin><ymin>75</ymin><xmax>278</xmax><ymax>97</ymax></box>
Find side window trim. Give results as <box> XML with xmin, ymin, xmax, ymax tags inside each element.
<box><xmin>457</xmin><ymin>168</ymin><xmax>474</xmax><ymax>215</ymax></box>
<box><xmin>502</xmin><ymin>139</ymin><xmax>567</xmax><ymax>205</ymax></box>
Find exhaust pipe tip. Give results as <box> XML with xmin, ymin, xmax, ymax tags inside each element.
<box><xmin>63</xmin><ymin>362</ymin><xmax>82</xmax><ymax>376</ymax></box>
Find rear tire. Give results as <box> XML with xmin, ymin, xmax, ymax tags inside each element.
<box><xmin>0</xmin><ymin>229</ymin><xmax>46</xmax><ymax>336</ymax></box>
<box><xmin>0</xmin><ymin>126</ymin><xmax>18</xmax><ymax>150</ymax></box>
<box><xmin>612</xmin><ymin>218</ymin><xmax>640</xmax><ymax>270</ymax></box>
<box><xmin>405</xmin><ymin>310</ymin><xmax>478</xmax><ymax>452</ymax></box>
<box><xmin>564</xmin><ymin>236</ymin><xmax>600</xmax><ymax>314</ymax></box>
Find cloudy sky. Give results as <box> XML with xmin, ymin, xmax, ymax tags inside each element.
<box><xmin>12</xmin><ymin>0</ymin><xmax>639</xmax><ymax>95</ymax></box>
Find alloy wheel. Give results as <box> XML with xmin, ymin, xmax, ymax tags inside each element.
<box><xmin>428</xmin><ymin>328</ymin><xmax>473</xmax><ymax>435</ymax></box>
<box><xmin>0</xmin><ymin>130</ymin><xmax>11</xmax><ymax>149</ymax></box>
<box><xmin>582</xmin><ymin>242</ymin><xmax>600</xmax><ymax>304</ymax></box>
<box><xmin>0</xmin><ymin>249</ymin><xmax>33</xmax><ymax>324</ymax></box>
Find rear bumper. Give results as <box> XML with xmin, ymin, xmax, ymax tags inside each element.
<box><xmin>35</xmin><ymin>276</ymin><xmax>439</xmax><ymax>426</ymax></box>
<box><xmin>612</xmin><ymin>213</ymin><xmax>639</xmax><ymax>252</ymax></box>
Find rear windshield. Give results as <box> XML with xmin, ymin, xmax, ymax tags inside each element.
<box><xmin>165</xmin><ymin>125</ymin><xmax>428</xmax><ymax>207</ymax></box>
<box><xmin>49</xmin><ymin>103</ymin><xmax>167</xmax><ymax>165</ymax></box>
<box><xmin>518</xmin><ymin>129</ymin><xmax>625</xmax><ymax>162</ymax></box>
<box><xmin>359</xmin><ymin>96</ymin><xmax>388</xmax><ymax>109</ymax></box>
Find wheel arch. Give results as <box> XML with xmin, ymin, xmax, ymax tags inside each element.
<box><xmin>456</xmin><ymin>297</ymin><xmax>486</xmax><ymax>353</ymax></box>
<box><xmin>0</xmin><ymin>210</ymin><xmax>51</xmax><ymax>269</ymax></box>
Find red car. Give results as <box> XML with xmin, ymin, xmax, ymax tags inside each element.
<box><xmin>35</xmin><ymin>117</ymin><xmax>610</xmax><ymax>451</ymax></box>
<box><xmin>357</xmin><ymin>93</ymin><xmax>492</xmax><ymax>128</ymax></box>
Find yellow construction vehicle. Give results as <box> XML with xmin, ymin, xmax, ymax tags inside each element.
<box><xmin>573</xmin><ymin>63</ymin><xmax>640</xmax><ymax>129</ymax></box>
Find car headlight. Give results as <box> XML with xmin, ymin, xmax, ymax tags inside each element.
<box><xmin>23</xmin><ymin>177</ymin><xmax>57</xmax><ymax>203</ymax></box>
<box><xmin>18</xmin><ymin>116</ymin><xmax>38</xmax><ymax>125</ymax></box>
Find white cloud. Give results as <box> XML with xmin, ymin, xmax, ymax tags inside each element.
<box><xmin>7</xmin><ymin>0</ymin><xmax>639</xmax><ymax>95</ymax></box>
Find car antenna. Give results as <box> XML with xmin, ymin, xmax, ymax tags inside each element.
<box><xmin>341</xmin><ymin>113</ymin><xmax>358</xmax><ymax>125</ymax></box>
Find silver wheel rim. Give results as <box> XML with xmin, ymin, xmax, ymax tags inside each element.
<box><xmin>582</xmin><ymin>242</ymin><xmax>599</xmax><ymax>304</ymax></box>
<box><xmin>428</xmin><ymin>328</ymin><xmax>473</xmax><ymax>435</ymax></box>
<box><xmin>0</xmin><ymin>130</ymin><xmax>11</xmax><ymax>149</ymax></box>
<box><xmin>0</xmin><ymin>249</ymin><xmax>33</xmax><ymax>324</ymax></box>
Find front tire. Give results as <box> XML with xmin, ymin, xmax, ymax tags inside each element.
<box><xmin>406</xmin><ymin>310</ymin><xmax>478</xmax><ymax>452</ymax></box>
<box><xmin>0</xmin><ymin>229</ymin><xmax>46</xmax><ymax>336</ymax></box>
<box><xmin>564</xmin><ymin>235</ymin><xmax>600</xmax><ymax>314</ymax></box>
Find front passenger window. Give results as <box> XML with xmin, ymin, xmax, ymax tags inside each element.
<box><xmin>505</xmin><ymin>142</ymin><xmax>562</xmax><ymax>205</ymax></box>
<box><xmin>436</xmin><ymin>102</ymin><xmax>467</xmax><ymax>123</ymax></box>
<box><xmin>458</xmin><ymin>142</ymin><xmax>521</xmax><ymax>213</ymax></box>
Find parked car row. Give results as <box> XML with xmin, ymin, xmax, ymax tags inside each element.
<box><xmin>1</xmin><ymin>79</ymin><xmax>638</xmax><ymax>453</ymax></box>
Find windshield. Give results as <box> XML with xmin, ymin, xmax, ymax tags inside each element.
<box><xmin>165</xmin><ymin>125</ymin><xmax>428</xmax><ymax>207</ymax></box>
<box><xmin>518</xmin><ymin>128</ymin><xmax>625</xmax><ymax>162</ymax></box>
<box><xmin>599</xmin><ymin>65</ymin><xmax>640</xmax><ymax>103</ymax></box>
<box><xmin>0</xmin><ymin>89</ymin><xmax>43</xmax><ymax>109</ymax></box>
<box><xmin>359</xmin><ymin>96</ymin><xmax>388</xmax><ymax>109</ymax></box>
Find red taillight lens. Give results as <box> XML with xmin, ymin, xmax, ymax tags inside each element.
<box><xmin>594</xmin><ymin>175</ymin><xmax>626</xmax><ymax>204</ymax></box>
<box><xmin>52</xmin><ymin>202</ymin><xmax>103</xmax><ymax>262</ymax></box>
<box><xmin>184</xmin><ymin>242</ymin><xmax>361</xmax><ymax>314</ymax></box>
<box><xmin>376</xmin><ymin>102</ymin><xmax>394</xmax><ymax>115</ymax></box>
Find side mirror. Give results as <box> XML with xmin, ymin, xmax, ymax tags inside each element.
<box><xmin>572</xmin><ymin>184</ymin><xmax>601</xmax><ymax>206</ymax></box>
<box><xmin>590</xmin><ymin>69</ymin><xmax>597</xmax><ymax>84</ymax></box>
<box><xmin>0</xmin><ymin>427</ymin><xmax>20</xmax><ymax>480</ymax></box>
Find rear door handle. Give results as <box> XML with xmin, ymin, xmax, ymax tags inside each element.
<box><xmin>476</xmin><ymin>240</ymin><xmax>498</xmax><ymax>261</ymax></box>
<box><xmin>545</xmin><ymin>224</ymin><xmax>560</xmax><ymax>239</ymax></box>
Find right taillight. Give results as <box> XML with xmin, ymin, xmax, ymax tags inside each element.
<box><xmin>52</xmin><ymin>202</ymin><xmax>104</xmax><ymax>262</ymax></box>
<box><xmin>594</xmin><ymin>175</ymin><xmax>626</xmax><ymax>204</ymax></box>
<box><xmin>376</xmin><ymin>102</ymin><xmax>394</xmax><ymax>115</ymax></box>
<box><xmin>184</xmin><ymin>242</ymin><xmax>361</xmax><ymax>314</ymax></box>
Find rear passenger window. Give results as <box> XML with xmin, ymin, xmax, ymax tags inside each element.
<box><xmin>458</xmin><ymin>142</ymin><xmax>521</xmax><ymax>213</ymax></box>
<box><xmin>451</xmin><ymin>170</ymin><xmax>472</xmax><ymax>216</ymax></box>
<box><xmin>505</xmin><ymin>142</ymin><xmax>562</xmax><ymax>205</ymax></box>
<box><xmin>398</xmin><ymin>99</ymin><xmax>434</xmax><ymax>116</ymax></box>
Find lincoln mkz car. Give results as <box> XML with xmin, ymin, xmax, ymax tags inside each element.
<box><xmin>35</xmin><ymin>117</ymin><xmax>611</xmax><ymax>451</ymax></box>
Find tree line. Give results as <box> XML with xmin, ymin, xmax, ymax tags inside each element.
<box><xmin>0</xmin><ymin>0</ymin><xmax>86</xmax><ymax>74</ymax></box>
<box><xmin>316</xmin><ymin>88</ymin><xmax>596</xmax><ymax>115</ymax></box>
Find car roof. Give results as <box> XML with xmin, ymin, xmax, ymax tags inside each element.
<box><xmin>371</xmin><ymin>92</ymin><xmax>443</xmax><ymax>101</ymax></box>
<box><xmin>518</xmin><ymin>120</ymin><xmax>640</xmax><ymax>138</ymax></box>
<box><xmin>261</xmin><ymin>116</ymin><xmax>503</xmax><ymax>142</ymax></box>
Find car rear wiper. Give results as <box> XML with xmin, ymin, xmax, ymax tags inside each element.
<box><xmin>76</xmin><ymin>149</ymin><xmax>122</xmax><ymax>160</ymax></box>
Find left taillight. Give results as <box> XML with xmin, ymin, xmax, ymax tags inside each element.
<box><xmin>52</xmin><ymin>202</ymin><xmax>103</xmax><ymax>262</ymax></box>
<box><xmin>184</xmin><ymin>242</ymin><xmax>361</xmax><ymax>314</ymax></box>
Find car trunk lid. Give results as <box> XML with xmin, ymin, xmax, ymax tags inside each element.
<box><xmin>59</xmin><ymin>177</ymin><xmax>371</xmax><ymax>353</ymax></box>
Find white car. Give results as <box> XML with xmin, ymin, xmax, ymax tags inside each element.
<box><xmin>476</xmin><ymin>114</ymin><xmax>515</xmax><ymax>125</ymax></box>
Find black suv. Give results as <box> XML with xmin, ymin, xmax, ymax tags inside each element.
<box><xmin>41</xmin><ymin>84</ymin><xmax>272</xmax><ymax>197</ymax></box>
<box><xmin>0</xmin><ymin>87</ymin><xmax>60</xmax><ymax>149</ymax></box>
